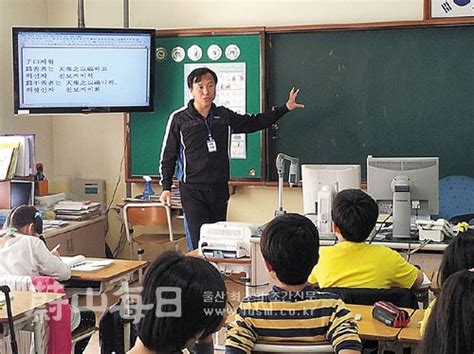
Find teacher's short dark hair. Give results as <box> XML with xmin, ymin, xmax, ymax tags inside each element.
<box><xmin>138</xmin><ymin>251</ymin><xmax>226</xmax><ymax>352</ymax></box>
<box><xmin>187</xmin><ymin>67</ymin><xmax>218</xmax><ymax>89</ymax></box>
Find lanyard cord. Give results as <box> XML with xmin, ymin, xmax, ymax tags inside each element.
<box><xmin>204</xmin><ymin>112</ymin><xmax>213</xmax><ymax>138</ymax></box>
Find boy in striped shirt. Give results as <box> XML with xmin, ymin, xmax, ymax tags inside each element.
<box><xmin>225</xmin><ymin>213</ymin><xmax>362</xmax><ymax>354</ymax></box>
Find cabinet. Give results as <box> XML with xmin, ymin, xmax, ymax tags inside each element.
<box><xmin>44</xmin><ymin>216</ymin><xmax>106</xmax><ymax>257</ymax></box>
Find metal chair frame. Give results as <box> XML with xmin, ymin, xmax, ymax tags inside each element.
<box><xmin>123</xmin><ymin>202</ymin><xmax>177</xmax><ymax>282</ymax></box>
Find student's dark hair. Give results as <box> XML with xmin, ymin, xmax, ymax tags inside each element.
<box><xmin>138</xmin><ymin>251</ymin><xmax>226</xmax><ymax>352</ymax></box>
<box><xmin>4</xmin><ymin>205</ymin><xmax>43</xmax><ymax>235</ymax></box>
<box><xmin>437</xmin><ymin>229</ymin><xmax>474</xmax><ymax>287</ymax></box>
<box><xmin>331</xmin><ymin>189</ymin><xmax>379</xmax><ymax>242</ymax></box>
<box><xmin>187</xmin><ymin>67</ymin><xmax>218</xmax><ymax>89</ymax></box>
<box><xmin>417</xmin><ymin>269</ymin><xmax>474</xmax><ymax>354</ymax></box>
<box><xmin>260</xmin><ymin>213</ymin><xmax>319</xmax><ymax>286</ymax></box>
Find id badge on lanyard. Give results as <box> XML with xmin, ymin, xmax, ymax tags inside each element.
<box><xmin>205</xmin><ymin>114</ymin><xmax>217</xmax><ymax>153</ymax></box>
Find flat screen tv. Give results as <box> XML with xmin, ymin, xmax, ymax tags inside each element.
<box><xmin>13</xmin><ymin>27</ymin><xmax>155</xmax><ymax>114</ymax></box>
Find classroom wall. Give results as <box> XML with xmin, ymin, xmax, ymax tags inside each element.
<box><xmin>0</xmin><ymin>0</ymin><xmax>55</xmax><ymax>179</ymax></box>
<box><xmin>2</xmin><ymin>0</ymin><xmax>424</xmax><ymax>256</ymax></box>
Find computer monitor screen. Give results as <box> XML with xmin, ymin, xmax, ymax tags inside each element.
<box><xmin>367</xmin><ymin>156</ymin><xmax>439</xmax><ymax>238</ymax></box>
<box><xmin>13</xmin><ymin>27</ymin><xmax>155</xmax><ymax>114</ymax></box>
<box><xmin>11</xmin><ymin>180</ymin><xmax>35</xmax><ymax>208</ymax></box>
<box><xmin>301</xmin><ymin>164</ymin><xmax>361</xmax><ymax>216</ymax></box>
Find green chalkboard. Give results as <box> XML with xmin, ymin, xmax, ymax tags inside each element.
<box><xmin>128</xmin><ymin>33</ymin><xmax>263</xmax><ymax>180</ymax></box>
<box><xmin>266</xmin><ymin>25</ymin><xmax>474</xmax><ymax>180</ymax></box>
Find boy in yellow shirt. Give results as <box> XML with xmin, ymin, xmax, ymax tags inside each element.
<box><xmin>308</xmin><ymin>189</ymin><xmax>424</xmax><ymax>289</ymax></box>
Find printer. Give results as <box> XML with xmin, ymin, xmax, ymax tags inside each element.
<box><xmin>199</xmin><ymin>221</ymin><xmax>259</xmax><ymax>258</ymax></box>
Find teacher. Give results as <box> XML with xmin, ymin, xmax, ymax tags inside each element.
<box><xmin>160</xmin><ymin>67</ymin><xmax>304</xmax><ymax>250</ymax></box>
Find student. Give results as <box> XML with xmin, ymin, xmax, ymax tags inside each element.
<box><xmin>0</xmin><ymin>205</ymin><xmax>70</xmax><ymax>280</ymax></box>
<box><xmin>159</xmin><ymin>67</ymin><xmax>304</xmax><ymax>250</ymax></box>
<box><xmin>417</xmin><ymin>269</ymin><xmax>474</xmax><ymax>354</ymax></box>
<box><xmin>3</xmin><ymin>203</ymin><xmax>48</xmax><ymax>244</ymax></box>
<box><xmin>129</xmin><ymin>251</ymin><xmax>227</xmax><ymax>354</ymax></box>
<box><xmin>0</xmin><ymin>205</ymin><xmax>95</xmax><ymax>354</ymax></box>
<box><xmin>225</xmin><ymin>213</ymin><xmax>362</xmax><ymax>354</ymax></box>
<box><xmin>419</xmin><ymin>228</ymin><xmax>474</xmax><ymax>335</ymax></box>
<box><xmin>308</xmin><ymin>189</ymin><xmax>424</xmax><ymax>289</ymax></box>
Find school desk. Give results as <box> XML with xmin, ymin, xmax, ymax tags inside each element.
<box><xmin>398</xmin><ymin>309</ymin><xmax>425</xmax><ymax>344</ymax></box>
<box><xmin>346</xmin><ymin>304</ymin><xmax>413</xmax><ymax>342</ymax></box>
<box><xmin>0</xmin><ymin>291</ymin><xmax>64</xmax><ymax>354</ymax></box>
<box><xmin>188</xmin><ymin>249</ymin><xmax>252</xmax><ymax>297</ymax></box>
<box><xmin>66</xmin><ymin>258</ymin><xmax>147</xmax><ymax>352</ymax></box>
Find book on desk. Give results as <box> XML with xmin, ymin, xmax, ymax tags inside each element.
<box><xmin>61</xmin><ymin>255</ymin><xmax>113</xmax><ymax>271</ymax></box>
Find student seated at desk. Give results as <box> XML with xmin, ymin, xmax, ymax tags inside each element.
<box><xmin>308</xmin><ymin>189</ymin><xmax>424</xmax><ymax>290</ymax></box>
<box><xmin>0</xmin><ymin>205</ymin><xmax>95</xmax><ymax>354</ymax></box>
<box><xmin>129</xmin><ymin>251</ymin><xmax>227</xmax><ymax>354</ymax></box>
<box><xmin>418</xmin><ymin>269</ymin><xmax>474</xmax><ymax>354</ymax></box>
<box><xmin>225</xmin><ymin>213</ymin><xmax>362</xmax><ymax>354</ymax></box>
<box><xmin>419</xmin><ymin>227</ymin><xmax>474</xmax><ymax>336</ymax></box>
<box><xmin>1</xmin><ymin>205</ymin><xmax>70</xmax><ymax>280</ymax></box>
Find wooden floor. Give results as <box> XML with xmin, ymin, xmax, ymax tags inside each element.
<box><xmin>82</xmin><ymin>277</ymin><xmax>244</xmax><ymax>353</ymax></box>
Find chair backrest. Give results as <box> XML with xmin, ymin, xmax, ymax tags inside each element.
<box><xmin>99</xmin><ymin>297</ymin><xmax>137</xmax><ymax>354</ymax></box>
<box><xmin>319</xmin><ymin>287</ymin><xmax>418</xmax><ymax>309</ymax></box>
<box><xmin>123</xmin><ymin>202</ymin><xmax>174</xmax><ymax>242</ymax></box>
<box><xmin>437</xmin><ymin>175</ymin><xmax>474</xmax><ymax>223</ymax></box>
<box><xmin>253</xmin><ymin>342</ymin><xmax>334</xmax><ymax>353</ymax></box>
<box><xmin>0</xmin><ymin>274</ymin><xmax>35</xmax><ymax>291</ymax></box>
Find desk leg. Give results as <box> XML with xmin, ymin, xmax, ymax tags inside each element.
<box><xmin>121</xmin><ymin>280</ymin><xmax>131</xmax><ymax>352</ymax></box>
<box><xmin>33</xmin><ymin>309</ymin><xmax>47</xmax><ymax>354</ymax></box>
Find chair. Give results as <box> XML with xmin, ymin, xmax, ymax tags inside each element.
<box><xmin>99</xmin><ymin>297</ymin><xmax>137</xmax><ymax>354</ymax></box>
<box><xmin>71</xmin><ymin>326</ymin><xmax>98</xmax><ymax>354</ymax></box>
<box><xmin>33</xmin><ymin>277</ymin><xmax>97</xmax><ymax>354</ymax></box>
<box><xmin>319</xmin><ymin>287</ymin><xmax>418</xmax><ymax>309</ymax></box>
<box><xmin>123</xmin><ymin>202</ymin><xmax>183</xmax><ymax>281</ymax></box>
<box><xmin>0</xmin><ymin>275</ymin><xmax>72</xmax><ymax>354</ymax></box>
<box><xmin>0</xmin><ymin>275</ymin><xmax>38</xmax><ymax>354</ymax></box>
<box><xmin>437</xmin><ymin>175</ymin><xmax>474</xmax><ymax>224</ymax></box>
<box><xmin>0</xmin><ymin>275</ymin><xmax>98</xmax><ymax>354</ymax></box>
<box><xmin>252</xmin><ymin>342</ymin><xmax>334</xmax><ymax>353</ymax></box>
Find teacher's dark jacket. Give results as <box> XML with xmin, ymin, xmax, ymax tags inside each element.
<box><xmin>159</xmin><ymin>99</ymin><xmax>289</xmax><ymax>191</ymax></box>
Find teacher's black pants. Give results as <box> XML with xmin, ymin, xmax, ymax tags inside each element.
<box><xmin>179</xmin><ymin>182</ymin><xmax>229</xmax><ymax>250</ymax></box>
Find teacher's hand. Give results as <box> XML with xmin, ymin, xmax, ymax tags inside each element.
<box><xmin>285</xmin><ymin>87</ymin><xmax>304</xmax><ymax>111</ymax></box>
<box><xmin>160</xmin><ymin>190</ymin><xmax>172</xmax><ymax>206</ymax></box>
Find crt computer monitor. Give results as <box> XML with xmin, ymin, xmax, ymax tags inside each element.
<box><xmin>367</xmin><ymin>156</ymin><xmax>439</xmax><ymax>239</ymax></box>
<box><xmin>301</xmin><ymin>164</ymin><xmax>361</xmax><ymax>217</ymax></box>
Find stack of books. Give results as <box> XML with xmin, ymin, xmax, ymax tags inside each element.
<box><xmin>170</xmin><ymin>185</ymin><xmax>182</xmax><ymax>207</ymax></box>
<box><xmin>54</xmin><ymin>200</ymin><xmax>101</xmax><ymax>221</ymax></box>
<box><xmin>43</xmin><ymin>219</ymin><xmax>69</xmax><ymax>231</ymax></box>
